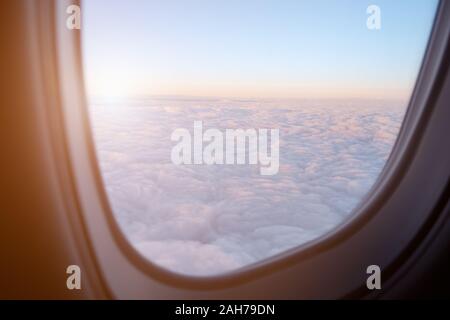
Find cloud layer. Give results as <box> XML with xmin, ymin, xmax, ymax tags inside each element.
<box><xmin>89</xmin><ymin>97</ymin><xmax>404</xmax><ymax>275</ymax></box>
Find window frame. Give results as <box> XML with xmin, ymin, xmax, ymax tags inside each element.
<box><xmin>47</xmin><ymin>0</ymin><xmax>450</xmax><ymax>298</ymax></box>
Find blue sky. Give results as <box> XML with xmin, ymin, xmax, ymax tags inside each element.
<box><xmin>82</xmin><ymin>0</ymin><xmax>438</xmax><ymax>100</ymax></box>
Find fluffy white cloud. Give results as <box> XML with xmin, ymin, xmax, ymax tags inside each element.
<box><xmin>89</xmin><ymin>97</ymin><xmax>404</xmax><ymax>275</ymax></box>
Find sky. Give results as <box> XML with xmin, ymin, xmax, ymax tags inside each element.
<box><xmin>82</xmin><ymin>0</ymin><xmax>438</xmax><ymax>100</ymax></box>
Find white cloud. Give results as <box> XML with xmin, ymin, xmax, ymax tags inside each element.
<box><xmin>89</xmin><ymin>98</ymin><xmax>404</xmax><ymax>276</ymax></box>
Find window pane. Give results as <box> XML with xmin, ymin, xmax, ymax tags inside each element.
<box><xmin>82</xmin><ymin>0</ymin><xmax>438</xmax><ymax>275</ymax></box>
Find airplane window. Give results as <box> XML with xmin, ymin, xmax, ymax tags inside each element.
<box><xmin>81</xmin><ymin>0</ymin><xmax>438</xmax><ymax>276</ymax></box>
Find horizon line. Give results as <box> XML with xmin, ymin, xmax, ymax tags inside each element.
<box><xmin>87</xmin><ymin>93</ymin><xmax>410</xmax><ymax>103</ymax></box>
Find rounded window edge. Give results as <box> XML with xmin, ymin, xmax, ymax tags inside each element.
<box><xmin>52</xmin><ymin>0</ymin><xmax>450</xmax><ymax>297</ymax></box>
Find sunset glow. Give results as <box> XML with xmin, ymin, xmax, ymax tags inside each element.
<box><xmin>82</xmin><ymin>0</ymin><xmax>437</xmax><ymax>101</ymax></box>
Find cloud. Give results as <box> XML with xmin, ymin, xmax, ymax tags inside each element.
<box><xmin>89</xmin><ymin>97</ymin><xmax>404</xmax><ymax>275</ymax></box>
